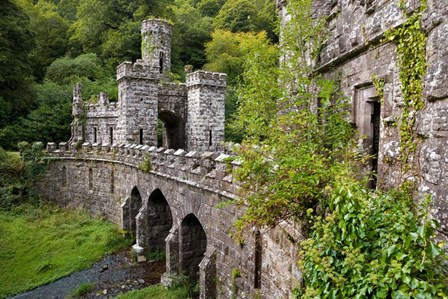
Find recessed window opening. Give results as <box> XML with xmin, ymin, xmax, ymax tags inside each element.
<box><xmin>209</xmin><ymin>130</ymin><xmax>212</xmax><ymax>147</ymax></box>
<box><xmin>62</xmin><ymin>166</ymin><xmax>67</xmax><ymax>187</ymax></box>
<box><xmin>88</xmin><ymin>168</ymin><xmax>93</xmax><ymax>190</ymax></box>
<box><xmin>254</xmin><ymin>230</ymin><xmax>262</xmax><ymax>289</ymax></box>
<box><xmin>369</xmin><ymin>100</ymin><xmax>381</xmax><ymax>189</ymax></box>
<box><xmin>159</xmin><ymin>52</ymin><xmax>164</xmax><ymax>73</ymax></box>
<box><xmin>93</xmin><ymin>127</ymin><xmax>97</xmax><ymax>144</ymax></box>
<box><xmin>139</xmin><ymin>129</ymin><xmax>144</xmax><ymax>145</ymax></box>
<box><xmin>110</xmin><ymin>169</ymin><xmax>114</xmax><ymax>193</ymax></box>
<box><xmin>109</xmin><ymin>127</ymin><xmax>113</xmax><ymax>145</ymax></box>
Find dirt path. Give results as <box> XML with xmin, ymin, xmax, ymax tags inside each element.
<box><xmin>8</xmin><ymin>250</ymin><xmax>165</xmax><ymax>299</ymax></box>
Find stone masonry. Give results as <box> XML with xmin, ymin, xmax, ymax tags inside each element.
<box><xmin>39</xmin><ymin>2</ymin><xmax>448</xmax><ymax>299</ymax></box>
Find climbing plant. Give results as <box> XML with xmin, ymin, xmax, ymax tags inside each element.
<box><xmin>384</xmin><ymin>2</ymin><xmax>427</xmax><ymax>189</ymax></box>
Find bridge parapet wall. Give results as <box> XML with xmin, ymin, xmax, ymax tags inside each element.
<box><xmin>46</xmin><ymin>142</ymin><xmax>239</xmax><ymax>197</ymax></box>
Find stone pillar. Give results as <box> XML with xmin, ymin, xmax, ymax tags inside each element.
<box><xmin>135</xmin><ymin>206</ymin><xmax>147</xmax><ymax>247</ymax></box>
<box><xmin>199</xmin><ymin>247</ymin><xmax>217</xmax><ymax>299</ymax></box>
<box><xmin>161</xmin><ymin>225</ymin><xmax>180</xmax><ymax>288</ymax></box>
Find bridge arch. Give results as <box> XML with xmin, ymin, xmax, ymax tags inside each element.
<box><xmin>122</xmin><ymin>186</ymin><xmax>142</xmax><ymax>242</ymax></box>
<box><xmin>180</xmin><ymin>213</ymin><xmax>207</xmax><ymax>283</ymax></box>
<box><xmin>146</xmin><ymin>188</ymin><xmax>173</xmax><ymax>253</ymax></box>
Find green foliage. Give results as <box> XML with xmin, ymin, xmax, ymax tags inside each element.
<box><xmin>16</xmin><ymin>0</ymin><xmax>69</xmax><ymax>82</ymax></box>
<box><xmin>231</xmin><ymin>0</ymin><xmax>355</xmax><ymax>239</ymax></box>
<box><xmin>213</xmin><ymin>0</ymin><xmax>277</xmax><ymax>39</ymax></box>
<box><xmin>0</xmin><ymin>81</ymin><xmax>72</xmax><ymax>149</ymax></box>
<box><xmin>145</xmin><ymin>250</ymin><xmax>166</xmax><ymax>261</ymax></box>
<box><xmin>0</xmin><ymin>0</ymin><xmax>36</xmax><ymax>128</ymax></box>
<box><xmin>171</xmin><ymin>1</ymin><xmax>214</xmax><ymax>72</ymax></box>
<box><xmin>297</xmin><ymin>186</ymin><xmax>448</xmax><ymax>298</ymax></box>
<box><xmin>0</xmin><ymin>204</ymin><xmax>131</xmax><ymax>298</ymax></box>
<box><xmin>204</xmin><ymin>30</ymin><xmax>272</xmax><ymax>85</ymax></box>
<box><xmin>68</xmin><ymin>0</ymin><xmax>174</xmax><ymax>71</ymax></box>
<box><xmin>197</xmin><ymin>0</ymin><xmax>223</xmax><ymax>17</ymax></box>
<box><xmin>139</xmin><ymin>155</ymin><xmax>152</xmax><ymax>173</ymax></box>
<box><xmin>0</xmin><ymin>142</ymin><xmax>47</xmax><ymax>209</ymax></box>
<box><xmin>46</xmin><ymin>53</ymin><xmax>104</xmax><ymax>85</ymax></box>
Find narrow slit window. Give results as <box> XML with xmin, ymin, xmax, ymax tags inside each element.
<box><xmin>209</xmin><ymin>130</ymin><xmax>212</xmax><ymax>147</ymax></box>
<box><xmin>254</xmin><ymin>230</ymin><xmax>262</xmax><ymax>289</ymax></box>
<box><xmin>110</xmin><ymin>169</ymin><xmax>114</xmax><ymax>194</ymax></box>
<box><xmin>93</xmin><ymin>127</ymin><xmax>97</xmax><ymax>144</ymax></box>
<box><xmin>370</xmin><ymin>101</ymin><xmax>381</xmax><ymax>189</ymax></box>
<box><xmin>139</xmin><ymin>129</ymin><xmax>143</xmax><ymax>145</ymax></box>
<box><xmin>159</xmin><ymin>52</ymin><xmax>164</xmax><ymax>73</ymax></box>
<box><xmin>88</xmin><ymin>168</ymin><xmax>93</xmax><ymax>190</ymax></box>
<box><xmin>109</xmin><ymin>127</ymin><xmax>113</xmax><ymax>145</ymax></box>
<box><xmin>62</xmin><ymin>166</ymin><xmax>67</xmax><ymax>187</ymax></box>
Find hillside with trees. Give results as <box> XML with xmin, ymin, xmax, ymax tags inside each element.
<box><xmin>0</xmin><ymin>0</ymin><xmax>277</xmax><ymax>149</ymax></box>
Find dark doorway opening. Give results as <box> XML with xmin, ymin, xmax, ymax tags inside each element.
<box><xmin>180</xmin><ymin>214</ymin><xmax>207</xmax><ymax>283</ymax></box>
<box><xmin>146</xmin><ymin>189</ymin><xmax>173</xmax><ymax>252</ymax></box>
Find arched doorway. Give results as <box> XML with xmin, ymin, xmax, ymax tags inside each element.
<box><xmin>180</xmin><ymin>214</ymin><xmax>207</xmax><ymax>283</ymax></box>
<box><xmin>146</xmin><ymin>189</ymin><xmax>173</xmax><ymax>253</ymax></box>
<box><xmin>158</xmin><ymin>111</ymin><xmax>185</xmax><ymax>149</ymax></box>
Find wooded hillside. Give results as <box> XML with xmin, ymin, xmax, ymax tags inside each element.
<box><xmin>0</xmin><ymin>0</ymin><xmax>277</xmax><ymax>149</ymax></box>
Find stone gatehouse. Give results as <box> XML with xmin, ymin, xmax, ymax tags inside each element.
<box><xmin>39</xmin><ymin>1</ymin><xmax>448</xmax><ymax>298</ymax></box>
<box><xmin>70</xmin><ymin>19</ymin><xmax>226</xmax><ymax>153</ymax></box>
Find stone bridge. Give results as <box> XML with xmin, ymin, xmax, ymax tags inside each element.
<box><xmin>39</xmin><ymin>142</ymin><xmax>300</xmax><ymax>299</ymax></box>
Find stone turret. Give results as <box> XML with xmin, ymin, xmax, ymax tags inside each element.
<box><xmin>141</xmin><ymin>19</ymin><xmax>173</xmax><ymax>74</ymax></box>
<box><xmin>186</xmin><ymin>71</ymin><xmax>227</xmax><ymax>152</ymax></box>
<box><xmin>70</xmin><ymin>83</ymin><xmax>83</xmax><ymax>143</ymax></box>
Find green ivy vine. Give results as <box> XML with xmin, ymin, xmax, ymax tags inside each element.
<box><xmin>384</xmin><ymin>2</ymin><xmax>427</xmax><ymax>186</ymax></box>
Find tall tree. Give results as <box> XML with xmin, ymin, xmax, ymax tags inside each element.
<box><xmin>213</xmin><ymin>0</ymin><xmax>277</xmax><ymax>40</ymax></box>
<box><xmin>0</xmin><ymin>0</ymin><xmax>36</xmax><ymax>129</ymax></box>
<box><xmin>69</xmin><ymin>0</ymin><xmax>174</xmax><ymax>71</ymax></box>
<box><xmin>171</xmin><ymin>1</ymin><xmax>213</xmax><ymax>72</ymax></box>
<box><xmin>16</xmin><ymin>0</ymin><xmax>69</xmax><ymax>82</ymax></box>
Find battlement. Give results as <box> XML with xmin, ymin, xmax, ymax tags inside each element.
<box><xmin>186</xmin><ymin>70</ymin><xmax>227</xmax><ymax>88</ymax></box>
<box><xmin>46</xmin><ymin>142</ymin><xmax>239</xmax><ymax>196</ymax></box>
<box><xmin>158</xmin><ymin>82</ymin><xmax>187</xmax><ymax>97</ymax></box>
<box><xmin>116</xmin><ymin>60</ymin><xmax>160</xmax><ymax>81</ymax></box>
<box><xmin>141</xmin><ymin>19</ymin><xmax>173</xmax><ymax>35</ymax></box>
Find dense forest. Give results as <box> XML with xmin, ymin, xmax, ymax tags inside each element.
<box><xmin>0</xmin><ymin>0</ymin><xmax>277</xmax><ymax>149</ymax></box>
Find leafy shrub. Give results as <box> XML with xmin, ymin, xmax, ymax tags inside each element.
<box><xmin>297</xmin><ymin>184</ymin><xmax>448</xmax><ymax>298</ymax></box>
<box><xmin>0</xmin><ymin>142</ymin><xmax>47</xmax><ymax>209</ymax></box>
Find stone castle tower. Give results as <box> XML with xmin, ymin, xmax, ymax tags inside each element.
<box><xmin>70</xmin><ymin>19</ymin><xmax>226</xmax><ymax>152</ymax></box>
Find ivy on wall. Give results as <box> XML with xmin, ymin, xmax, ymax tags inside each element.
<box><xmin>384</xmin><ymin>1</ymin><xmax>427</xmax><ymax>189</ymax></box>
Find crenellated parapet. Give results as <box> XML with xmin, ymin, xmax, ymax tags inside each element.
<box><xmin>45</xmin><ymin>142</ymin><xmax>239</xmax><ymax>197</ymax></box>
<box><xmin>186</xmin><ymin>70</ymin><xmax>227</xmax><ymax>88</ymax></box>
<box><xmin>116</xmin><ymin>60</ymin><xmax>160</xmax><ymax>82</ymax></box>
<box><xmin>84</xmin><ymin>92</ymin><xmax>118</xmax><ymax>117</ymax></box>
<box><xmin>158</xmin><ymin>82</ymin><xmax>187</xmax><ymax>97</ymax></box>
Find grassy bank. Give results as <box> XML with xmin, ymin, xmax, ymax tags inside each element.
<box><xmin>115</xmin><ymin>284</ymin><xmax>190</xmax><ymax>299</ymax></box>
<box><xmin>0</xmin><ymin>205</ymin><xmax>131</xmax><ymax>298</ymax></box>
